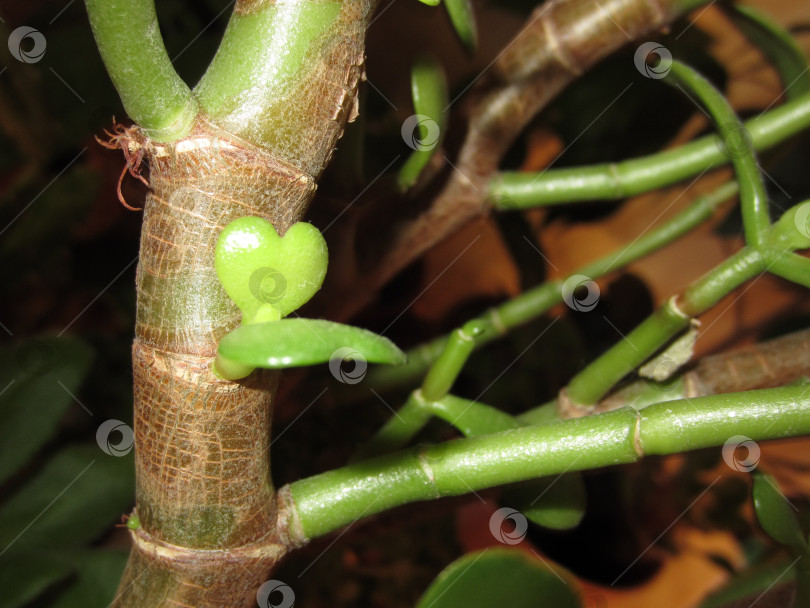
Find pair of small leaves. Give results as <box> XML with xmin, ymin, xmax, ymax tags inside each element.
<box><xmin>214</xmin><ymin>217</ymin><xmax>405</xmax><ymax>378</ymax></box>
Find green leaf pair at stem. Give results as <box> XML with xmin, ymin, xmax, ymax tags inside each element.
<box><xmin>212</xmin><ymin>217</ymin><xmax>404</xmax><ymax>380</ymax></box>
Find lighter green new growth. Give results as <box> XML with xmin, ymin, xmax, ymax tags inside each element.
<box><xmin>213</xmin><ymin>217</ymin><xmax>328</xmax><ymax>379</ymax></box>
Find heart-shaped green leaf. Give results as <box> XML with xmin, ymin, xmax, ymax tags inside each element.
<box><xmin>215</xmin><ymin>217</ymin><xmax>328</xmax><ymax>322</ymax></box>
<box><xmin>218</xmin><ymin>319</ymin><xmax>406</xmax><ymax>369</ymax></box>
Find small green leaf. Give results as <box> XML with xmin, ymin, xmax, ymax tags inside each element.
<box><xmin>419</xmin><ymin>0</ymin><xmax>441</xmax><ymax>5</ymax></box>
<box><xmin>416</xmin><ymin>548</ymin><xmax>581</xmax><ymax>608</ymax></box>
<box><xmin>445</xmin><ymin>0</ymin><xmax>477</xmax><ymax>52</ymax></box>
<box><xmin>218</xmin><ymin>319</ymin><xmax>406</xmax><ymax>369</ymax></box>
<box><xmin>215</xmin><ymin>218</ymin><xmax>328</xmax><ymax>322</ymax></box>
<box><xmin>0</xmin><ymin>445</ymin><xmax>134</xmax><ymax>550</ymax></box>
<box><xmin>398</xmin><ymin>57</ymin><xmax>448</xmax><ymax>190</ymax></box>
<box><xmin>752</xmin><ymin>471</ymin><xmax>809</xmax><ymax>555</ymax></box>
<box><xmin>0</xmin><ymin>337</ymin><xmax>94</xmax><ymax>485</ymax></box>
<box><xmin>501</xmin><ymin>473</ymin><xmax>587</xmax><ymax>531</ymax></box>
<box><xmin>0</xmin><ymin>551</ymin><xmax>73</xmax><ymax>608</ymax></box>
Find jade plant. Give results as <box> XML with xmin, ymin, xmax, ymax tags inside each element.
<box><xmin>2</xmin><ymin>0</ymin><xmax>810</xmax><ymax>606</ymax></box>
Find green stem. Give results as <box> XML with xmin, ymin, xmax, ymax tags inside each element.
<box><xmin>288</xmin><ymin>384</ymin><xmax>810</xmax><ymax>540</ymax></box>
<box><xmin>193</xmin><ymin>0</ymin><xmax>342</xmax><ymax>152</ymax></box>
<box><xmin>729</xmin><ymin>4</ymin><xmax>810</xmax><ymax>101</ymax></box>
<box><xmin>426</xmin><ymin>394</ymin><xmax>521</xmax><ymax>436</ymax></box>
<box><xmin>85</xmin><ymin>0</ymin><xmax>197</xmax><ymax>141</ymax></box>
<box><xmin>421</xmin><ymin>321</ymin><xmax>487</xmax><ymax>402</ymax></box>
<box><xmin>354</xmin><ymin>392</ymin><xmax>520</xmax><ymax>460</ymax></box>
<box><xmin>366</xmin><ymin>182</ymin><xmax>738</xmax><ymax>392</ymax></box>
<box><xmin>489</xmin><ymin>93</ymin><xmax>810</xmax><ymax>209</ymax></box>
<box><xmin>351</xmin><ymin>393</ymin><xmax>431</xmax><ymax>461</ymax></box>
<box><xmin>665</xmin><ymin>61</ymin><xmax>771</xmax><ymax>247</ymax></box>
<box><xmin>766</xmin><ymin>251</ymin><xmax>810</xmax><ymax>289</ymax></box>
<box><xmin>566</xmin><ymin>247</ymin><xmax>765</xmax><ymax>407</ymax></box>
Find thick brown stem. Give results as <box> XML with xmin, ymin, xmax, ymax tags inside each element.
<box><xmin>110</xmin><ymin>122</ymin><xmax>314</xmax><ymax>606</ymax></box>
<box><xmin>105</xmin><ymin>0</ymin><xmax>375</xmax><ymax>598</ymax></box>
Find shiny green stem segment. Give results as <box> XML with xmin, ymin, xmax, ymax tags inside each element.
<box><xmin>566</xmin><ymin>247</ymin><xmax>765</xmax><ymax>407</ymax></box>
<box><xmin>85</xmin><ymin>0</ymin><xmax>198</xmax><ymax>141</ymax></box>
<box><xmin>193</xmin><ymin>0</ymin><xmax>341</xmax><ymax>149</ymax></box>
<box><xmin>289</xmin><ymin>384</ymin><xmax>810</xmax><ymax>540</ymax></box>
<box><xmin>366</xmin><ymin>182</ymin><xmax>738</xmax><ymax>392</ymax></box>
<box><xmin>665</xmin><ymin>61</ymin><xmax>770</xmax><ymax>247</ymax></box>
<box><xmin>421</xmin><ymin>320</ymin><xmax>487</xmax><ymax>401</ymax></box>
<box><xmin>489</xmin><ymin>92</ymin><xmax>810</xmax><ymax>209</ymax></box>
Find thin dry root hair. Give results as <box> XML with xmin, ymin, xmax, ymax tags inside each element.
<box><xmin>97</xmin><ymin>120</ymin><xmax>149</xmax><ymax>211</ymax></box>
